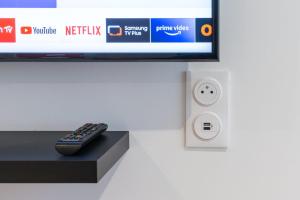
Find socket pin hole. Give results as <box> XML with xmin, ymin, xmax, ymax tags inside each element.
<box><xmin>201</xmin><ymin>91</ymin><xmax>204</xmax><ymax>94</ymax></box>
<box><xmin>210</xmin><ymin>91</ymin><xmax>214</xmax><ymax>94</ymax></box>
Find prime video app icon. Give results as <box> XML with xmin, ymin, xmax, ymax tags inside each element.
<box><xmin>151</xmin><ymin>18</ymin><xmax>195</xmax><ymax>42</ymax></box>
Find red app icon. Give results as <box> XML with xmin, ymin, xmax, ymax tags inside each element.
<box><xmin>21</xmin><ymin>26</ymin><xmax>32</xmax><ymax>34</ymax></box>
<box><xmin>0</xmin><ymin>18</ymin><xmax>16</xmax><ymax>43</ymax></box>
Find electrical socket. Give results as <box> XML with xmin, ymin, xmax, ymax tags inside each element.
<box><xmin>193</xmin><ymin>112</ymin><xmax>222</xmax><ymax>140</ymax></box>
<box><xmin>194</xmin><ymin>78</ymin><xmax>222</xmax><ymax>106</ymax></box>
<box><xmin>186</xmin><ymin>69</ymin><xmax>230</xmax><ymax>149</ymax></box>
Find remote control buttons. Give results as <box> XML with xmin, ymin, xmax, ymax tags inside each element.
<box><xmin>56</xmin><ymin>123</ymin><xmax>108</xmax><ymax>155</ymax></box>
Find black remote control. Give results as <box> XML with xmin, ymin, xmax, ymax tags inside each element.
<box><xmin>55</xmin><ymin>123</ymin><xmax>108</xmax><ymax>155</ymax></box>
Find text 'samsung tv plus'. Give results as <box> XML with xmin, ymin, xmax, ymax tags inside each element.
<box><xmin>0</xmin><ymin>0</ymin><xmax>219</xmax><ymax>61</ymax></box>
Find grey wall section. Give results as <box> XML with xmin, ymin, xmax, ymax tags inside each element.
<box><xmin>1</xmin><ymin>0</ymin><xmax>300</xmax><ymax>199</ymax></box>
<box><xmin>0</xmin><ymin>62</ymin><xmax>186</xmax><ymax>131</ymax></box>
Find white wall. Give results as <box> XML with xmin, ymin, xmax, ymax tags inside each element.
<box><xmin>1</xmin><ymin>0</ymin><xmax>300</xmax><ymax>200</ymax></box>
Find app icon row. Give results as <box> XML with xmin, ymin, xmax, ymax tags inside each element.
<box><xmin>107</xmin><ymin>18</ymin><xmax>213</xmax><ymax>43</ymax></box>
<box><xmin>0</xmin><ymin>18</ymin><xmax>213</xmax><ymax>43</ymax></box>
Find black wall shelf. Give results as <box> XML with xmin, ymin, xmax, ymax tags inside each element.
<box><xmin>0</xmin><ymin>131</ymin><xmax>129</xmax><ymax>183</ymax></box>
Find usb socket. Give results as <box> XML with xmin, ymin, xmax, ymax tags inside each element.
<box><xmin>203</xmin><ymin>123</ymin><xmax>212</xmax><ymax>131</ymax></box>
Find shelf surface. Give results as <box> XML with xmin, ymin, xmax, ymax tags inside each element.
<box><xmin>0</xmin><ymin>131</ymin><xmax>129</xmax><ymax>183</ymax></box>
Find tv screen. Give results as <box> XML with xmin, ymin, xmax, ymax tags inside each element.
<box><xmin>0</xmin><ymin>0</ymin><xmax>218</xmax><ymax>61</ymax></box>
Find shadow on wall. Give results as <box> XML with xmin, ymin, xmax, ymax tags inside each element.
<box><xmin>0</xmin><ymin>132</ymin><xmax>184</xmax><ymax>200</ymax></box>
<box><xmin>0</xmin><ymin>62</ymin><xmax>188</xmax><ymax>131</ymax></box>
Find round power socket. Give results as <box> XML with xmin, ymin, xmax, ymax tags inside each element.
<box><xmin>193</xmin><ymin>78</ymin><xmax>222</xmax><ymax>106</ymax></box>
<box><xmin>193</xmin><ymin>112</ymin><xmax>222</xmax><ymax>140</ymax></box>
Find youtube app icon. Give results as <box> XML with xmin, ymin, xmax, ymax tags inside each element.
<box><xmin>21</xmin><ymin>26</ymin><xmax>32</xmax><ymax>34</ymax></box>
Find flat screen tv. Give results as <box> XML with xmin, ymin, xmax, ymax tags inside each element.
<box><xmin>0</xmin><ymin>0</ymin><xmax>219</xmax><ymax>61</ymax></box>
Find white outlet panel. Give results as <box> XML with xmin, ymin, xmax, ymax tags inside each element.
<box><xmin>186</xmin><ymin>69</ymin><xmax>230</xmax><ymax>149</ymax></box>
<box><xmin>194</xmin><ymin>78</ymin><xmax>222</xmax><ymax>106</ymax></box>
<box><xmin>193</xmin><ymin>112</ymin><xmax>222</xmax><ymax>140</ymax></box>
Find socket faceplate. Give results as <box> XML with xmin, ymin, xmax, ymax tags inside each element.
<box><xmin>194</xmin><ymin>79</ymin><xmax>222</xmax><ymax>106</ymax></box>
<box><xmin>186</xmin><ymin>69</ymin><xmax>230</xmax><ymax>149</ymax></box>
